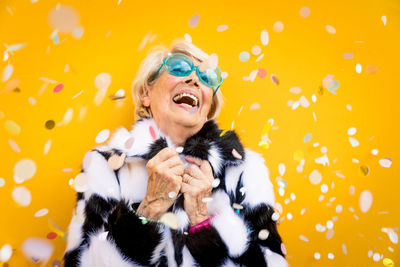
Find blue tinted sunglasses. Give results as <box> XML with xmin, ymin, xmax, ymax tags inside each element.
<box><xmin>151</xmin><ymin>53</ymin><xmax>223</xmax><ymax>96</ymax></box>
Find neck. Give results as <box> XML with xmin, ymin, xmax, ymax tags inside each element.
<box><xmin>154</xmin><ymin>118</ymin><xmax>205</xmax><ymax>147</ymax></box>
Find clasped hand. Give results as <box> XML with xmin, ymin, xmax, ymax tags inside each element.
<box><xmin>137</xmin><ymin>147</ymin><xmax>214</xmax><ymax>226</ymax></box>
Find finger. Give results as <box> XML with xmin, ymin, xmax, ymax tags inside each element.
<box><xmin>155</xmin><ymin>147</ymin><xmax>179</xmax><ymax>162</ymax></box>
<box><xmin>184</xmin><ymin>165</ymin><xmax>204</xmax><ymax>181</ymax></box>
<box><xmin>199</xmin><ymin>160</ymin><xmax>213</xmax><ymax>177</ymax></box>
<box><xmin>170</xmin><ymin>164</ymin><xmax>184</xmax><ymax>176</ymax></box>
<box><xmin>162</xmin><ymin>155</ymin><xmax>184</xmax><ymax>169</ymax></box>
<box><xmin>182</xmin><ymin>173</ymin><xmax>202</xmax><ymax>187</ymax></box>
<box><xmin>180</xmin><ymin>181</ymin><xmax>192</xmax><ymax>194</ymax></box>
<box><xmin>184</xmin><ymin>156</ymin><xmax>203</xmax><ymax>167</ymax></box>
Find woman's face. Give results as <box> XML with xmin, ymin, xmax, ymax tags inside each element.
<box><xmin>141</xmin><ymin>56</ymin><xmax>214</xmax><ymax>131</ymax></box>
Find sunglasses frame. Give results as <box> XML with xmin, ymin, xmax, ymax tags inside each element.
<box><xmin>151</xmin><ymin>53</ymin><xmax>223</xmax><ymax>97</ymax></box>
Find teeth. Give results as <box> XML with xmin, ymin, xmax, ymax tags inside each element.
<box><xmin>173</xmin><ymin>93</ymin><xmax>198</xmax><ymax>106</ymax></box>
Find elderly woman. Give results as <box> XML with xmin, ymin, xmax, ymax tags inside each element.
<box><xmin>64</xmin><ymin>39</ymin><xmax>288</xmax><ymax>267</ymax></box>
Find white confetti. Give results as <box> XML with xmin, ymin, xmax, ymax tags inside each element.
<box><xmin>321</xmin><ymin>184</ymin><xmax>328</xmax><ymax>193</ymax></box>
<box><xmin>336</xmin><ymin>204</ymin><xmax>343</xmax><ymax>213</ymax></box>
<box><xmin>0</xmin><ymin>244</ymin><xmax>13</xmax><ymax>262</ymax></box>
<box><xmin>326</xmin><ymin>220</ymin><xmax>334</xmax><ymax>229</ymax></box>
<box><xmin>349</xmin><ymin>137</ymin><xmax>360</xmax><ymax>147</ymax></box>
<box><xmin>371</xmin><ymin>149</ymin><xmax>379</xmax><ymax>155</ymax></box>
<box><xmin>381</xmin><ymin>15</ymin><xmax>387</xmax><ymax>26</ymax></box>
<box><xmin>212</xmin><ymin>178</ymin><xmax>220</xmax><ymax>188</ymax></box>
<box><xmin>12</xmin><ymin>186</ymin><xmax>32</xmax><ymax>206</ymax></box>
<box><xmin>271</xmin><ymin>212</ymin><xmax>280</xmax><ymax>221</ymax></box>
<box><xmin>261</xmin><ymin>30</ymin><xmax>269</xmax><ymax>45</ymax></box>
<box><xmin>342</xmin><ymin>244</ymin><xmax>347</xmax><ymax>255</ymax></box>
<box><xmin>2</xmin><ymin>64</ymin><xmax>13</xmax><ymax>82</ymax></box>
<box><xmin>287</xmin><ymin>212</ymin><xmax>293</xmax><ymax>220</ymax></box>
<box><xmin>278</xmin><ymin>163</ymin><xmax>286</xmax><ymax>176</ymax></box>
<box><xmin>94</xmin><ymin>73</ymin><xmax>112</xmax><ymax>90</ymax></box>
<box><xmin>44</xmin><ymin>139</ymin><xmax>52</xmax><ymax>155</ymax></box>
<box><xmin>95</xmin><ymin>129</ymin><xmax>110</xmax><ymax>143</ymax></box>
<box><xmin>175</xmin><ymin>146</ymin><xmax>183</xmax><ymax>153</ymax></box>
<box><xmin>258</xmin><ymin>229</ymin><xmax>270</xmax><ymax>240</ymax></box>
<box><xmin>356</xmin><ymin>63</ymin><xmax>362</xmax><ymax>73</ymax></box>
<box><xmin>328</xmin><ymin>253</ymin><xmax>334</xmax><ymax>259</ymax></box>
<box><xmin>299</xmin><ymin>235</ymin><xmax>309</xmax><ymax>242</ymax></box>
<box><xmin>314</xmin><ymin>252</ymin><xmax>321</xmax><ymax>260</ymax></box>
<box><xmin>379</xmin><ymin>158</ymin><xmax>392</xmax><ymax>168</ymax></box>
<box><xmin>34</xmin><ymin>209</ymin><xmax>49</xmax><ymax>217</ymax></box>
<box><xmin>359</xmin><ymin>190</ymin><xmax>373</xmax><ymax>213</ymax></box>
<box><xmin>347</xmin><ymin>127</ymin><xmax>357</xmax><ymax>136</ymax></box>
<box><xmin>168</xmin><ymin>191</ymin><xmax>177</xmax><ymax>199</ymax></box>
<box><xmin>309</xmin><ymin>169</ymin><xmax>322</xmax><ymax>185</ymax></box>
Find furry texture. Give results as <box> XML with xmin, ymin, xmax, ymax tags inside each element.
<box><xmin>64</xmin><ymin>118</ymin><xmax>287</xmax><ymax>267</ymax></box>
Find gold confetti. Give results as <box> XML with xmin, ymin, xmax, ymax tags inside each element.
<box><xmin>383</xmin><ymin>258</ymin><xmax>394</xmax><ymax>267</ymax></box>
<box><xmin>360</xmin><ymin>165</ymin><xmax>370</xmax><ymax>176</ymax></box>
<box><xmin>220</xmin><ymin>129</ymin><xmax>228</xmax><ymax>137</ymax></box>
<box><xmin>4</xmin><ymin>120</ymin><xmax>21</xmax><ymax>135</ymax></box>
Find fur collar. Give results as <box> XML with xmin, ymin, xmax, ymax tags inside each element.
<box><xmin>103</xmin><ymin>118</ymin><xmax>245</xmax><ymax>177</ymax></box>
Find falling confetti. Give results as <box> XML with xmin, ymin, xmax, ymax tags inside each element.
<box><xmin>325</xmin><ymin>25</ymin><xmax>336</xmax><ymax>34</ymax></box>
<box><xmin>360</xmin><ymin>165</ymin><xmax>370</xmax><ymax>176</ymax></box>
<box><xmin>309</xmin><ymin>169</ymin><xmax>322</xmax><ymax>185</ymax></box>
<box><xmin>365</xmin><ymin>65</ymin><xmax>379</xmax><ymax>74</ymax></box>
<box><xmin>304</xmin><ymin>133</ymin><xmax>311</xmax><ymax>142</ymax></box>
<box><xmin>343</xmin><ymin>52</ymin><xmax>354</xmax><ymax>59</ymax></box>
<box><xmin>94</xmin><ymin>73</ymin><xmax>112</xmax><ymax>90</ymax></box>
<box><xmin>261</xmin><ymin>30</ymin><xmax>269</xmax><ymax>45</ymax></box>
<box><xmin>273</xmin><ymin>21</ymin><xmax>284</xmax><ymax>32</ymax></box>
<box><xmin>44</xmin><ymin>139</ymin><xmax>52</xmax><ymax>155</ymax></box>
<box><xmin>347</xmin><ymin>127</ymin><xmax>357</xmax><ymax>136</ymax></box>
<box><xmin>8</xmin><ymin>139</ymin><xmax>21</xmax><ymax>152</ymax></box>
<box><xmin>251</xmin><ymin>45</ymin><xmax>262</xmax><ymax>55</ymax></box>
<box><xmin>14</xmin><ymin>158</ymin><xmax>36</xmax><ymax>182</ymax></box>
<box><xmin>184</xmin><ymin>33</ymin><xmax>192</xmax><ymax>43</ymax></box>
<box><xmin>34</xmin><ymin>208</ymin><xmax>49</xmax><ymax>217</ymax></box>
<box><xmin>212</xmin><ymin>178</ymin><xmax>220</xmax><ymax>188</ymax></box>
<box><xmin>12</xmin><ymin>186</ymin><xmax>32</xmax><ymax>206</ymax></box>
<box><xmin>239</xmin><ymin>51</ymin><xmax>250</xmax><ymax>62</ymax></box>
<box><xmin>257</xmin><ymin>68</ymin><xmax>267</xmax><ymax>78</ymax></box>
<box><xmin>2</xmin><ymin>64</ymin><xmax>13</xmax><ymax>82</ymax></box>
<box><xmin>95</xmin><ymin>129</ymin><xmax>110</xmax><ymax>143</ymax></box>
<box><xmin>49</xmin><ymin>4</ymin><xmax>79</xmax><ymax>33</ymax></box>
<box><xmin>53</xmin><ymin>83</ymin><xmax>64</xmax><ymax>93</ymax></box>
<box><xmin>381</xmin><ymin>16</ymin><xmax>387</xmax><ymax>26</ymax></box>
<box><xmin>349</xmin><ymin>137</ymin><xmax>360</xmax><ymax>147</ymax></box>
<box><xmin>249</xmin><ymin>103</ymin><xmax>260</xmax><ymax>110</ymax></box>
<box><xmin>73</xmin><ymin>173</ymin><xmax>88</xmax><ymax>192</ymax></box>
<box><xmin>270</xmin><ymin>74</ymin><xmax>279</xmax><ymax>85</ymax></box>
<box><xmin>314</xmin><ymin>252</ymin><xmax>321</xmax><ymax>260</ymax></box>
<box><xmin>289</xmin><ymin>87</ymin><xmax>301</xmax><ymax>94</ymax></box>
<box><xmin>359</xmin><ymin>190</ymin><xmax>373</xmax><ymax>213</ymax></box>
<box><xmin>356</xmin><ymin>63</ymin><xmax>362</xmax><ymax>73</ymax></box>
<box><xmin>21</xmin><ymin>237</ymin><xmax>54</xmax><ymax>263</ymax></box>
<box><xmin>379</xmin><ymin>158</ymin><xmax>392</xmax><ymax>168</ymax></box>
<box><xmin>46</xmin><ymin>232</ymin><xmax>57</xmax><ymax>239</ymax></box>
<box><xmin>0</xmin><ymin>244</ymin><xmax>13</xmax><ymax>262</ymax></box>
<box><xmin>216</xmin><ymin>25</ymin><xmax>228</xmax><ymax>32</ymax></box>
<box><xmin>299</xmin><ymin>235</ymin><xmax>309</xmax><ymax>242</ymax></box>
<box><xmin>188</xmin><ymin>14</ymin><xmax>200</xmax><ymax>27</ymax></box>
<box><xmin>45</xmin><ymin>120</ymin><xmax>55</xmax><ymax>130</ymax></box>
<box><xmin>278</xmin><ymin>163</ymin><xmax>286</xmax><ymax>176</ymax></box>
<box><xmin>4</xmin><ymin>120</ymin><xmax>21</xmax><ymax>135</ymax></box>
<box><xmin>160</xmin><ymin>212</ymin><xmax>179</xmax><ymax>230</ymax></box>
<box><xmin>258</xmin><ymin>229</ymin><xmax>270</xmax><ymax>240</ymax></box>
<box><xmin>299</xmin><ymin>7</ymin><xmax>311</xmax><ymax>18</ymax></box>
<box><xmin>232</xmin><ymin>148</ymin><xmax>242</xmax><ymax>159</ymax></box>
<box><xmin>0</xmin><ymin>178</ymin><xmax>5</xmax><ymax>187</ymax></box>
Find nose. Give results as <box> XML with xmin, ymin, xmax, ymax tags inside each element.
<box><xmin>184</xmin><ymin>71</ymin><xmax>200</xmax><ymax>88</ymax></box>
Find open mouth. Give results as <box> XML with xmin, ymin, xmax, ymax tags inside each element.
<box><xmin>172</xmin><ymin>93</ymin><xmax>199</xmax><ymax>108</ymax></box>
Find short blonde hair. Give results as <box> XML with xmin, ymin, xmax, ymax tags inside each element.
<box><xmin>131</xmin><ymin>39</ymin><xmax>224</xmax><ymax>121</ymax></box>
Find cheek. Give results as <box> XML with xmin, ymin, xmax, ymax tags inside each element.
<box><xmin>163</xmin><ymin>75</ymin><xmax>182</xmax><ymax>91</ymax></box>
<box><xmin>202</xmin><ymin>88</ymin><xmax>214</xmax><ymax>108</ymax></box>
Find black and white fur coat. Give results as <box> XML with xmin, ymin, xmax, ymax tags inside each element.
<box><xmin>64</xmin><ymin>117</ymin><xmax>288</xmax><ymax>267</ymax></box>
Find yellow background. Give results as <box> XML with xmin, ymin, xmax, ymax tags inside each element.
<box><xmin>1</xmin><ymin>0</ymin><xmax>399</xmax><ymax>266</ymax></box>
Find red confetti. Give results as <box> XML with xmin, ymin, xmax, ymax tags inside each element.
<box><xmin>53</xmin><ymin>84</ymin><xmax>64</xmax><ymax>93</ymax></box>
<box><xmin>257</xmin><ymin>68</ymin><xmax>267</xmax><ymax>78</ymax></box>
<box><xmin>46</xmin><ymin>232</ymin><xmax>57</xmax><ymax>239</ymax></box>
<box><xmin>149</xmin><ymin>126</ymin><xmax>156</xmax><ymax>140</ymax></box>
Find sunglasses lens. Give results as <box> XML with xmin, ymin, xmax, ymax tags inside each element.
<box><xmin>198</xmin><ymin>67</ymin><xmax>222</xmax><ymax>87</ymax></box>
<box><xmin>165</xmin><ymin>54</ymin><xmax>193</xmax><ymax>77</ymax></box>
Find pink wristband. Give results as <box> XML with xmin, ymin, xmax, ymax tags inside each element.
<box><xmin>189</xmin><ymin>215</ymin><xmax>215</xmax><ymax>234</ymax></box>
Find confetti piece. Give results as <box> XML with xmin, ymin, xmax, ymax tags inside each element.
<box><xmin>381</xmin><ymin>16</ymin><xmax>387</xmax><ymax>26</ymax></box>
<box><xmin>78</xmin><ymin>106</ymin><xmax>88</xmax><ymax>121</ymax></box>
<box><xmin>300</xmin><ymin>7</ymin><xmax>311</xmax><ymax>18</ymax></box>
<box><xmin>61</xmin><ymin>108</ymin><xmax>73</xmax><ymax>125</ymax></box>
<box><xmin>189</xmin><ymin>14</ymin><xmax>200</xmax><ymax>28</ymax></box>
<box><xmin>220</xmin><ymin>129</ymin><xmax>228</xmax><ymax>137</ymax></box>
<box><xmin>260</xmin><ymin>30</ymin><xmax>269</xmax><ymax>45</ymax></box>
<box><xmin>383</xmin><ymin>258</ymin><xmax>394</xmax><ymax>267</ymax></box>
<box><xmin>328</xmin><ymin>253</ymin><xmax>334</xmax><ymax>259</ymax></box>
<box><xmin>299</xmin><ymin>235</ymin><xmax>309</xmax><ymax>242</ymax></box>
<box><xmin>309</xmin><ymin>170</ymin><xmax>322</xmax><ymax>185</ymax></box>
<box><xmin>326</xmin><ymin>228</ymin><xmax>334</xmax><ymax>239</ymax></box>
<box><xmin>359</xmin><ymin>190</ymin><xmax>373</xmax><ymax>213</ymax></box>
<box><xmin>95</xmin><ymin>129</ymin><xmax>110</xmax><ymax>143</ymax></box>
<box><xmin>2</xmin><ymin>64</ymin><xmax>13</xmax><ymax>82</ymax></box>
<box><xmin>343</xmin><ymin>53</ymin><xmax>354</xmax><ymax>59</ymax></box>
<box><xmin>35</xmin><ymin>208</ymin><xmax>49</xmax><ymax>217</ymax></box>
<box><xmin>221</xmin><ymin>72</ymin><xmax>228</xmax><ymax>79</ymax></box>
<box><xmin>4</xmin><ymin>120</ymin><xmax>21</xmax><ymax>135</ymax></box>
<box><xmin>14</xmin><ymin>159</ymin><xmax>36</xmax><ymax>181</ymax></box>
<box><xmin>216</xmin><ymin>25</ymin><xmax>228</xmax><ymax>32</ymax></box>
<box><xmin>160</xmin><ymin>212</ymin><xmax>179</xmax><ymax>230</ymax></box>
<box><xmin>278</xmin><ymin>163</ymin><xmax>286</xmax><ymax>176</ymax></box>
<box><xmin>53</xmin><ymin>83</ymin><xmax>64</xmax><ymax>93</ymax></box>
<box><xmin>0</xmin><ymin>178</ymin><xmax>5</xmax><ymax>187</ymax></box>
<box><xmin>360</xmin><ymin>165</ymin><xmax>370</xmax><ymax>176</ymax></box>
<box><xmin>289</xmin><ymin>87</ymin><xmax>301</xmax><ymax>94</ymax></box>
<box><xmin>271</xmin><ymin>212</ymin><xmax>280</xmax><ymax>221</ymax></box>
<box><xmin>325</xmin><ymin>25</ymin><xmax>336</xmax><ymax>34</ymax></box>
<box><xmin>326</xmin><ymin>220</ymin><xmax>334</xmax><ymax>229</ymax></box>
<box><xmin>347</xmin><ymin>127</ymin><xmax>357</xmax><ymax>136</ymax></box>
<box><xmin>356</xmin><ymin>63</ymin><xmax>362</xmax><ymax>73</ymax></box>
<box><xmin>287</xmin><ymin>212</ymin><xmax>293</xmax><ymax>220</ymax></box>
<box><xmin>46</xmin><ymin>232</ymin><xmax>57</xmax><ymax>239</ymax></box>
<box><xmin>304</xmin><ymin>133</ymin><xmax>311</xmax><ymax>142</ymax></box>
<box><xmin>125</xmin><ymin>137</ymin><xmax>135</xmax><ymax>149</ymax></box>
<box><xmin>21</xmin><ymin>237</ymin><xmax>54</xmax><ymax>263</ymax></box>
<box><xmin>336</xmin><ymin>205</ymin><xmax>343</xmax><ymax>213</ymax></box>
<box><xmin>249</xmin><ymin>103</ymin><xmax>260</xmax><ymax>110</ymax></box>
<box><xmin>45</xmin><ymin>120</ymin><xmax>55</xmax><ymax>130</ymax></box>
<box><xmin>74</xmin><ymin>173</ymin><xmax>88</xmax><ymax>192</ymax></box>
<box><xmin>349</xmin><ymin>137</ymin><xmax>360</xmax><ymax>147</ymax></box>
<box><xmin>49</xmin><ymin>5</ymin><xmax>79</xmax><ymax>33</ymax></box>
<box><xmin>212</xmin><ymin>178</ymin><xmax>220</xmax><ymax>188</ymax></box>
<box><xmin>202</xmin><ymin>197</ymin><xmax>213</xmax><ymax>203</ymax></box>
<box><xmin>314</xmin><ymin>252</ymin><xmax>321</xmax><ymax>260</ymax></box>
<box><xmin>107</xmin><ymin>153</ymin><xmax>126</xmax><ymax>170</ymax></box>
<box><xmin>184</xmin><ymin>33</ymin><xmax>192</xmax><ymax>43</ymax></box>
<box><xmin>379</xmin><ymin>158</ymin><xmax>392</xmax><ymax>168</ymax></box>
<box><xmin>232</xmin><ymin>148</ymin><xmax>242</xmax><ymax>159</ymax></box>
<box><xmin>315</xmin><ymin>154</ymin><xmax>330</xmax><ymax>166</ymax></box>
<box><xmin>28</xmin><ymin>97</ymin><xmax>37</xmax><ymax>105</ymax></box>
<box><xmin>321</xmin><ymin>184</ymin><xmax>328</xmax><ymax>193</ymax></box>
<box><xmin>256</xmin><ymin>53</ymin><xmax>264</xmax><ymax>62</ymax></box>
<box><xmin>149</xmin><ymin>125</ymin><xmax>157</xmax><ymax>140</ymax></box>
<box><xmin>72</xmin><ymin>26</ymin><xmax>84</xmax><ymax>39</ymax></box>
<box><xmin>44</xmin><ymin>139</ymin><xmax>52</xmax><ymax>155</ymax></box>
<box><xmin>94</xmin><ymin>73</ymin><xmax>112</xmax><ymax>90</ymax></box>
<box><xmin>270</xmin><ymin>74</ymin><xmax>279</xmax><ymax>85</ymax></box>
<box><xmin>373</xmin><ymin>253</ymin><xmax>380</xmax><ymax>262</ymax></box>
<box><xmin>257</xmin><ymin>68</ymin><xmax>267</xmax><ymax>78</ymax></box>
<box><xmin>273</xmin><ymin>21</ymin><xmax>284</xmax><ymax>32</ymax></box>
<box><xmin>258</xmin><ymin>229</ymin><xmax>270</xmax><ymax>240</ymax></box>
<box><xmin>8</xmin><ymin>139</ymin><xmax>21</xmax><ymax>152</ymax></box>
<box><xmin>94</xmin><ymin>88</ymin><xmax>107</xmax><ymax>106</ymax></box>
<box><xmin>251</xmin><ymin>45</ymin><xmax>262</xmax><ymax>56</ymax></box>
<box><xmin>365</xmin><ymin>65</ymin><xmax>379</xmax><ymax>74</ymax></box>
<box><xmin>12</xmin><ymin>186</ymin><xmax>32</xmax><ymax>206</ymax></box>
<box><xmin>168</xmin><ymin>191</ymin><xmax>177</xmax><ymax>199</ymax></box>
<box><xmin>0</xmin><ymin>244</ymin><xmax>12</xmax><ymax>262</ymax></box>
<box><xmin>239</xmin><ymin>51</ymin><xmax>250</xmax><ymax>62</ymax></box>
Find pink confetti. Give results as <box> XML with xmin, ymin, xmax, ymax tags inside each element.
<box><xmin>232</xmin><ymin>148</ymin><xmax>242</xmax><ymax>159</ymax></box>
<box><xmin>281</xmin><ymin>243</ymin><xmax>287</xmax><ymax>255</ymax></box>
<box><xmin>149</xmin><ymin>126</ymin><xmax>156</xmax><ymax>140</ymax></box>
<box><xmin>125</xmin><ymin>137</ymin><xmax>134</xmax><ymax>149</ymax></box>
<box><xmin>257</xmin><ymin>68</ymin><xmax>267</xmax><ymax>78</ymax></box>
<box><xmin>53</xmin><ymin>83</ymin><xmax>64</xmax><ymax>93</ymax></box>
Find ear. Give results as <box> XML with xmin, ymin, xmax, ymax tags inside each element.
<box><xmin>140</xmin><ymin>86</ymin><xmax>151</xmax><ymax>107</ymax></box>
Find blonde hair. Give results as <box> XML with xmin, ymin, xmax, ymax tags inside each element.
<box><xmin>131</xmin><ymin>39</ymin><xmax>224</xmax><ymax>121</ymax></box>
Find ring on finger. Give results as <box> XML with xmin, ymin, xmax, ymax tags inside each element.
<box><xmin>183</xmin><ymin>174</ymin><xmax>193</xmax><ymax>184</ymax></box>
